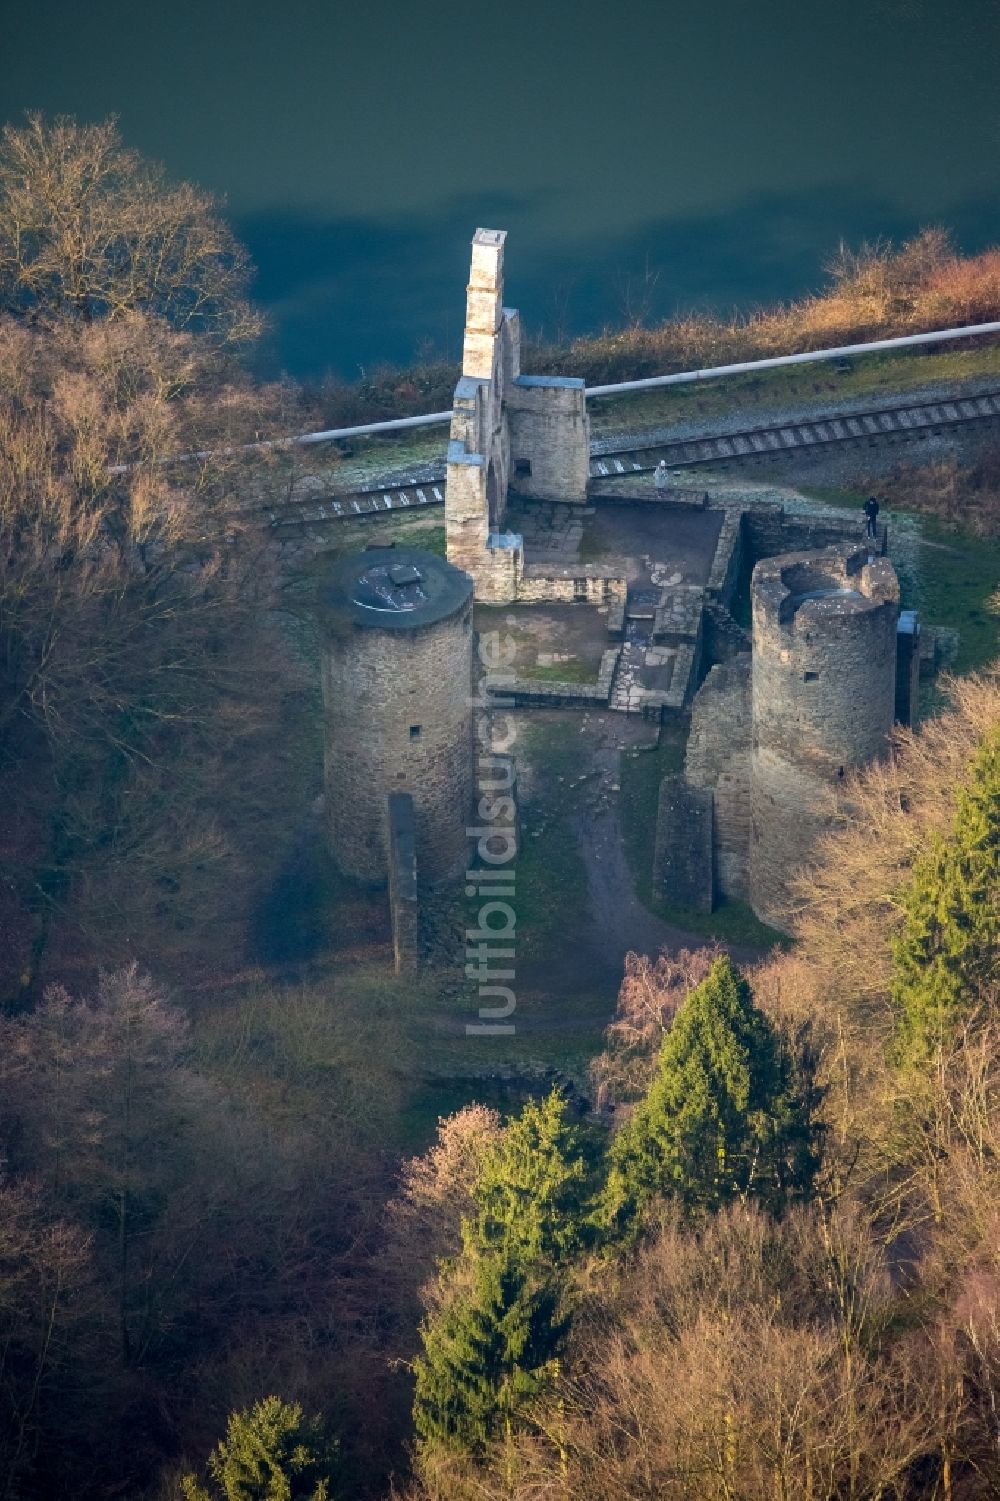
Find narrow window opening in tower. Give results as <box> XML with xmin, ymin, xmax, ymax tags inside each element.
<box><xmin>410</xmin><ymin>724</ymin><xmax>422</xmax><ymax>739</ymax></box>
<box><xmin>804</xmin><ymin>670</ymin><xmax>819</xmax><ymax>682</ymax></box>
<box><xmin>514</xmin><ymin>458</ymin><xmax>531</xmax><ymax>477</ymax></box>
<box><xmin>837</xmin><ymin>766</ymin><xmax>845</xmax><ymax>777</ymax></box>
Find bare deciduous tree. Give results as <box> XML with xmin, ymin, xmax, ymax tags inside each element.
<box><xmin>0</xmin><ymin>114</ymin><xmax>261</xmax><ymax>345</ymax></box>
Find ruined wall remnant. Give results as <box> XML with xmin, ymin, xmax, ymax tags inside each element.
<box><xmin>685</xmin><ymin>654</ymin><xmax>752</xmax><ymax>902</ymax></box>
<box><xmin>895</xmin><ymin>609</ymin><xmax>921</xmax><ymax>726</ymax></box>
<box><xmin>516</xmin><ymin>564</ymin><xmax>627</xmax><ymax>605</ymax></box>
<box><xmin>320</xmin><ymin>546</ymin><xmax>474</xmax><ymax>884</ymax></box>
<box><xmin>387</xmin><ymin>791</ymin><xmax>419</xmax><ymax>974</ymax></box>
<box><xmin>507</xmin><ymin>377</ymin><xmax>590</xmax><ymax>503</ymax></box>
<box><xmin>749</xmin><ymin>546</ymin><xmax>899</xmax><ymax>928</ymax></box>
<box><xmin>653</xmin><ymin>775</ymin><xmax>713</xmax><ymax>913</ymax></box>
<box><xmin>445</xmin><ymin>229</ymin><xmax>590</xmax><ymax>602</ymax></box>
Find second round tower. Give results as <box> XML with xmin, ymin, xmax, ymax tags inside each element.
<box><xmin>749</xmin><ymin>545</ymin><xmax>899</xmax><ymax>927</ymax></box>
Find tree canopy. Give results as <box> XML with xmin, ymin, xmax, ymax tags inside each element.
<box><xmin>601</xmin><ymin>956</ymin><xmax>818</xmax><ymax>1234</ymax></box>
<box><xmin>182</xmin><ymin>1397</ymin><xmax>337</xmax><ymax>1501</ymax></box>
<box><xmin>0</xmin><ymin>113</ymin><xmax>260</xmax><ymax>344</ymax></box>
<box><xmin>893</xmin><ymin>725</ymin><xmax>1000</xmax><ymax>1060</ymax></box>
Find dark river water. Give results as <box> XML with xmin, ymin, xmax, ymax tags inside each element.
<box><xmin>4</xmin><ymin>0</ymin><xmax>1000</xmax><ymax>379</ymax></box>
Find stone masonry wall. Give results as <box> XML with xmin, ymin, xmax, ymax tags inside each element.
<box><xmin>387</xmin><ymin>791</ymin><xmax>419</xmax><ymax>975</ymax></box>
<box><xmin>445</xmin><ymin>230</ymin><xmax>522</xmax><ymax>602</ymax></box>
<box><xmin>703</xmin><ymin>601</ymin><xmax>751</xmax><ymax>663</ymax></box>
<box><xmin>445</xmin><ymin>230</ymin><xmax>593</xmax><ymax>599</ymax></box>
<box><xmin>507</xmin><ymin>377</ymin><xmax>590</xmax><ymax>503</ymax></box>
<box><xmin>323</xmin><ymin>599</ymin><xmax>474</xmax><ymax>884</ymax></box>
<box><xmin>686</xmin><ymin>654</ymin><xmax>752</xmax><ymax>902</ymax></box>
<box><xmin>743</xmin><ymin>506</ymin><xmax>880</xmax><ymax>561</ymax></box>
<box><xmin>518</xmin><ymin>564</ymin><xmax>627</xmax><ymax>605</ymax></box>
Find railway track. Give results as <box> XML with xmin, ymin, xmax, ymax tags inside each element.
<box><xmin>266</xmin><ymin>388</ymin><xmax>1000</xmax><ymax>530</ymax></box>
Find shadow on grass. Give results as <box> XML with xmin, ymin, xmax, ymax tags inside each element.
<box><xmin>249</xmin><ymin>820</ymin><xmax>388</xmax><ymax>965</ymax></box>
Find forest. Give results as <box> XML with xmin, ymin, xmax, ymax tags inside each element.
<box><xmin>0</xmin><ymin>114</ymin><xmax>998</xmax><ymax>1501</ymax></box>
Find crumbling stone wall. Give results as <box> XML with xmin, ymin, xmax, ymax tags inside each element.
<box><xmin>743</xmin><ymin>505</ymin><xmax>884</xmax><ymax>561</ymax></box>
<box><xmin>685</xmin><ymin>654</ymin><xmax>752</xmax><ymax>902</ymax></box>
<box><xmin>749</xmin><ymin>546</ymin><xmax>898</xmax><ymax>927</ymax></box>
<box><xmin>445</xmin><ymin>229</ymin><xmax>590</xmax><ymax>602</ymax></box>
<box><xmin>517</xmin><ymin>564</ymin><xmax>627</xmax><ymax>605</ymax></box>
<box><xmin>703</xmin><ymin>600</ymin><xmax>750</xmax><ymax>663</ymax></box>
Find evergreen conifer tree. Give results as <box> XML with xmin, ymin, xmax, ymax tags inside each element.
<box><xmin>464</xmin><ymin>1090</ymin><xmax>588</xmax><ymax>1265</ymax></box>
<box><xmin>181</xmin><ymin>1396</ymin><xmax>336</xmax><ymax>1501</ymax></box>
<box><xmin>892</xmin><ymin>727</ymin><xmax>1000</xmax><ymax>1060</ymax></box>
<box><xmin>600</xmin><ymin>956</ymin><xmax>817</xmax><ymax>1237</ymax></box>
<box><xmin>412</xmin><ymin>1091</ymin><xmax>585</xmax><ymax>1461</ymax></box>
<box><xmin>412</xmin><ymin>1252</ymin><xmax>566</xmax><ymax>1456</ymax></box>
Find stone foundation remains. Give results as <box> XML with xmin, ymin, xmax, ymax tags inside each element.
<box><xmin>656</xmin><ymin>538</ymin><xmax>904</xmax><ymax>931</ymax></box>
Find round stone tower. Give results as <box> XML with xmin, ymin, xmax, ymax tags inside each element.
<box><xmin>749</xmin><ymin>545</ymin><xmax>899</xmax><ymax>928</ymax></box>
<box><xmin>319</xmin><ymin>546</ymin><xmax>474</xmax><ymax>884</ymax></box>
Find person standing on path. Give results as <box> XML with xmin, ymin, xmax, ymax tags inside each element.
<box><xmin>863</xmin><ymin>494</ymin><xmax>880</xmax><ymax>539</ymax></box>
<box><xmin>654</xmin><ymin>460</ymin><xmax>669</xmax><ymax>495</ymax></box>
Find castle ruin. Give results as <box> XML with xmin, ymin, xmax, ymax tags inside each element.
<box><xmin>445</xmin><ymin>229</ymin><xmax>590</xmax><ymax>601</ymax></box>
<box><xmin>317</xmin><ymin>229</ymin><xmax>934</xmax><ymax>964</ymax></box>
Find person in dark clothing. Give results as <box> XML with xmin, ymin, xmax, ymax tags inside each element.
<box><xmin>863</xmin><ymin>495</ymin><xmax>880</xmax><ymax>539</ymax></box>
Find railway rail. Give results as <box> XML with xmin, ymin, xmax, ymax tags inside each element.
<box><xmin>266</xmin><ymin>388</ymin><xmax>1000</xmax><ymax>530</ymax></box>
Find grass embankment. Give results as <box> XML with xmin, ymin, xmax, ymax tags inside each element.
<box><xmin>586</xmin><ymin>341</ymin><xmax>1000</xmax><ymax>438</ymax></box>
<box><xmin>797</xmin><ymin>482</ymin><xmax>1000</xmax><ymax>675</ymax></box>
<box><xmin>297</xmin><ymin>340</ymin><xmax>1000</xmax><ymax>498</ymax></box>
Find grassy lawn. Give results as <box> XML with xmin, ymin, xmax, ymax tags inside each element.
<box><xmin>513</xmin><ymin>717</ymin><xmax>593</xmax><ymax>960</ymax></box>
<box><xmin>618</xmin><ymin>726</ymin><xmax>686</xmax><ymax>902</ymax></box>
<box><xmin>474</xmin><ymin>604</ymin><xmax>606</xmax><ymax>685</ymax></box>
<box><xmin>520</xmin><ymin>658</ymin><xmax>599</xmax><ymax>684</ymax></box>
